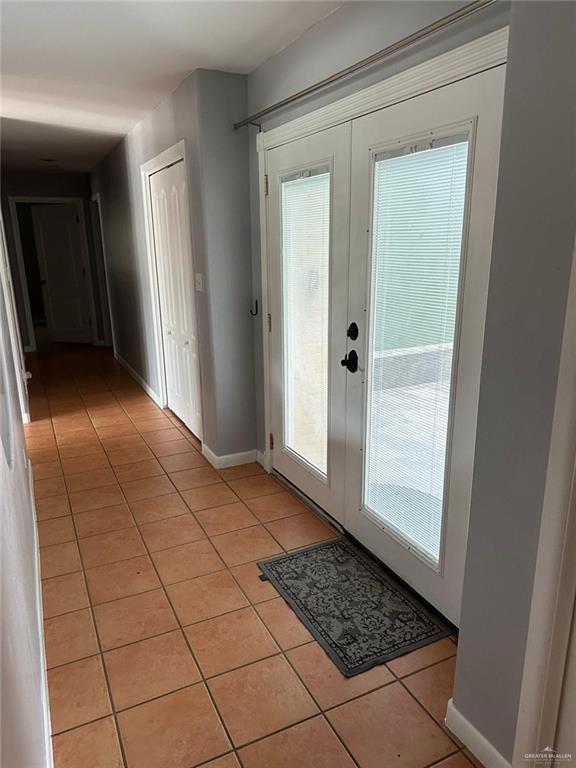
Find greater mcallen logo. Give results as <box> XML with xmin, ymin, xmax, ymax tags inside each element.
<box><xmin>524</xmin><ymin>746</ymin><xmax>573</xmax><ymax>763</ymax></box>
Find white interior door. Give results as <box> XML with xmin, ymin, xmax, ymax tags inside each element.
<box><xmin>31</xmin><ymin>203</ymin><xmax>92</xmax><ymax>343</ymax></box>
<box><xmin>266</xmin><ymin>124</ymin><xmax>350</xmax><ymax>523</ymax></box>
<box><xmin>149</xmin><ymin>160</ymin><xmax>203</xmax><ymax>439</ymax></box>
<box><xmin>345</xmin><ymin>67</ymin><xmax>505</xmax><ymax>624</ymax></box>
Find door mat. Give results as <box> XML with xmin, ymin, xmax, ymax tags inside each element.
<box><xmin>258</xmin><ymin>538</ymin><xmax>452</xmax><ymax>677</ymax></box>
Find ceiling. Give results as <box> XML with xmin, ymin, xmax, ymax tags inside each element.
<box><xmin>0</xmin><ymin>1</ymin><xmax>341</xmax><ymax>173</ymax></box>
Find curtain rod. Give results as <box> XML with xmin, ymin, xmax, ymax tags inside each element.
<box><xmin>234</xmin><ymin>0</ymin><xmax>497</xmax><ymax>130</ymax></box>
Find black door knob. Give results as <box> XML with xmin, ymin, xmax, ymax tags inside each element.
<box><xmin>341</xmin><ymin>350</ymin><xmax>358</xmax><ymax>373</ymax></box>
<box><xmin>347</xmin><ymin>322</ymin><xmax>359</xmax><ymax>341</ymax></box>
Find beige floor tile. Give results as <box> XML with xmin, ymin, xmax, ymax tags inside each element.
<box><xmin>36</xmin><ymin>494</ymin><xmax>71</xmax><ymax>521</ymax></box>
<box><xmin>74</xmin><ymin>503</ymin><xmax>135</xmax><ymax>538</ymax></box>
<box><xmin>97</xmin><ymin>423</ymin><xmax>138</xmax><ymax>439</ymax></box>
<box><xmin>402</xmin><ymin>657</ymin><xmax>456</xmax><ymax>723</ymax></box>
<box><xmin>85</xmin><ymin>555</ymin><xmax>161</xmax><ymax>605</ymax></box>
<box><xmin>52</xmin><ymin>717</ymin><xmax>123</xmax><ymax>768</ymax></box>
<box><xmin>48</xmin><ymin>656</ymin><xmax>111</xmax><ymax>734</ymax></box>
<box><xmin>121</xmin><ymin>475</ymin><xmax>175</xmax><ymax>502</ymax></box>
<box><xmin>106</xmin><ymin>445</ymin><xmax>154</xmax><ymax>466</ymax></box>
<box><xmin>436</xmin><ymin>755</ymin><xmax>475</xmax><ymax>768</ymax></box>
<box><xmin>37</xmin><ymin>516</ymin><xmax>75</xmax><ymax>547</ymax></box>
<box><xmin>28</xmin><ymin>447</ymin><xmax>60</xmax><ymax>465</ymax></box>
<box><xmin>230</xmin><ymin>562</ymin><xmax>279</xmax><ymax>603</ymax></box>
<box><xmin>59</xmin><ymin>442</ymin><xmax>108</xmax><ymax>460</ymax></box>
<box><xmin>143</xmin><ymin>427</ymin><xmax>183</xmax><ymax>445</ymax></box>
<box><xmin>287</xmin><ymin>642</ymin><xmax>394</xmax><ymax>708</ymax></box>
<box><xmin>105</xmin><ymin>630</ymin><xmax>200</xmax><ymax>710</ymax></box>
<box><xmin>265</xmin><ymin>512</ymin><xmax>338</xmax><ymax>550</ymax></box>
<box><xmin>139</xmin><ymin>513</ymin><xmax>205</xmax><ymax>552</ymax></box>
<box><xmin>94</xmin><ymin>588</ymin><xmax>178</xmax><ymax>650</ymax></box>
<box><xmin>69</xmin><ymin>484</ymin><xmax>125</xmax><ymax>514</ymax></box>
<box><xmin>35</xmin><ymin>474</ymin><xmax>67</xmax><ymax>499</ymax></box>
<box><xmin>158</xmin><ymin>451</ymin><xmax>207</xmax><ymax>472</ymax></box>
<box><xmin>61</xmin><ymin>451</ymin><xmax>109</xmax><ymax>475</ymax></box>
<box><xmin>42</xmin><ymin>571</ymin><xmax>89</xmax><ymax>618</ymax></box>
<box><xmin>65</xmin><ymin>467</ymin><xmax>117</xmax><ymax>493</ymax></box>
<box><xmin>118</xmin><ymin>684</ymin><xmax>230</xmax><ymax>768</ymax></box>
<box><xmin>208</xmin><ymin>655</ymin><xmax>318</xmax><ymax>746</ymax></box>
<box><xmin>228</xmin><ymin>475</ymin><xmax>284</xmax><ymax>500</ymax></box>
<box><xmin>211</xmin><ymin>525</ymin><xmax>283</xmax><ymax>566</ymax></box>
<box><xmin>167</xmin><ymin>570</ymin><xmax>248</xmax><ymax>625</ymax></box>
<box><xmin>129</xmin><ymin>493</ymin><xmax>190</xmax><ymax>524</ymax></box>
<box><xmin>132</xmin><ymin>416</ymin><xmax>173</xmax><ymax>432</ymax></box>
<box><xmin>185</xmin><ymin>606</ymin><xmax>280</xmax><ymax>677</ymax></box>
<box><xmin>152</xmin><ymin>539</ymin><xmax>225</xmax><ymax>585</ymax></box>
<box><xmin>114</xmin><ymin>458</ymin><xmax>165</xmax><ymax>483</ymax></box>
<box><xmin>255</xmin><ymin>597</ymin><xmax>313</xmax><ymax>650</ymax></box>
<box><xmin>246</xmin><ymin>491</ymin><xmax>309</xmax><ymax>523</ymax></box>
<box><xmin>44</xmin><ymin>609</ymin><xmax>99</xmax><ymax>668</ymax></box>
<box><xmin>169</xmin><ymin>466</ymin><xmax>221</xmax><ymax>491</ymax></box>
<box><xmin>201</xmin><ymin>756</ymin><xmax>240</xmax><ymax>768</ymax></box>
<box><xmin>327</xmin><ymin>683</ymin><xmax>454</xmax><ymax>768</ymax></box>
<box><xmin>40</xmin><ymin>541</ymin><xmax>82</xmax><ymax>579</ymax></box>
<box><xmin>195</xmin><ymin>502</ymin><xmax>259</xmax><ymax>536</ymax></box>
<box><xmin>239</xmin><ymin>716</ymin><xmax>356</xmax><ymax>768</ymax></box>
<box><xmin>33</xmin><ymin>461</ymin><xmax>63</xmax><ymax>480</ymax></box>
<box><xmin>79</xmin><ymin>527</ymin><xmax>146</xmax><ymax>568</ymax></box>
<box><xmin>149</xmin><ymin>438</ymin><xmax>196</xmax><ymax>457</ymax></box>
<box><xmin>181</xmin><ymin>483</ymin><xmax>240</xmax><ymax>512</ymax></box>
<box><xmin>387</xmin><ymin>638</ymin><xmax>456</xmax><ymax>678</ymax></box>
<box><xmin>218</xmin><ymin>463</ymin><xmax>265</xmax><ymax>482</ymax></box>
<box><xmin>101</xmin><ymin>434</ymin><xmax>146</xmax><ymax>452</ymax></box>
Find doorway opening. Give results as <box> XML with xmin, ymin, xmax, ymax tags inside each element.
<box><xmin>8</xmin><ymin>196</ymin><xmax>103</xmax><ymax>352</ymax></box>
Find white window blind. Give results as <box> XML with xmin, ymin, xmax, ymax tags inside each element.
<box><xmin>281</xmin><ymin>169</ymin><xmax>330</xmax><ymax>475</ymax></box>
<box><xmin>364</xmin><ymin>137</ymin><xmax>469</xmax><ymax>564</ymax></box>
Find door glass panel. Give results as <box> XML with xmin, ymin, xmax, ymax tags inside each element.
<box><xmin>281</xmin><ymin>168</ymin><xmax>330</xmax><ymax>476</ymax></box>
<box><xmin>364</xmin><ymin>136</ymin><xmax>469</xmax><ymax>564</ymax></box>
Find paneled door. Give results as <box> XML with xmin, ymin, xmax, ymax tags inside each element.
<box><xmin>266</xmin><ymin>124</ymin><xmax>350</xmax><ymax>523</ymax></box>
<box><xmin>344</xmin><ymin>67</ymin><xmax>505</xmax><ymax>623</ymax></box>
<box><xmin>31</xmin><ymin>203</ymin><xmax>92</xmax><ymax>343</ymax></box>
<box><xmin>149</xmin><ymin>160</ymin><xmax>203</xmax><ymax>439</ymax></box>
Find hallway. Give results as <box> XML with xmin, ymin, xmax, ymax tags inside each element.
<box><xmin>28</xmin><ymin>346</ymin><xmax>464</xmax><ymax>768</ymax></box>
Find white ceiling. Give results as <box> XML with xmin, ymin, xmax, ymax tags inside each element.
<box><xmin>0</xmin><ymin>1</ymin><xmax>341</xmax><ymax>172</ymax></box>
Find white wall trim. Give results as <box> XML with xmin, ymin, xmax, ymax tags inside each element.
<box><xmin>257</xmin><ymin>27</ymin><xmax>508</xmax><ymax>152</ymax></box>
<box><xmin>446</xmin><ymin>700</ymin><xmax>511</xmax><ymax>768</ymax></box>
<box><xmin>7</xmin><ymin>195</ymin><xmax>99</xmax><ymax>349</ymax></box>
<box><xmin>257</xmin><ymin>450</ymin><xmax>270</xmax><ymax>472</ymax></box>
<box><xmin>201</xmin><ymin>444</ymin><xmax>258</xmax><ymax>470</ymax></box>
<box><xmin>114</xmin><ymin>352</ymin><xmax>163</xmax><ymax>408</ymax></box>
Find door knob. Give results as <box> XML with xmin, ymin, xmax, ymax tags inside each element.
<box><xmin>184</xmin><ymin>340</ymin><xmax>190</xmax><ymax>346</ymax></box>
<box><xmin>341</xmin><ymin>350</ymin><xmax>358</xmax><ymax>373</ymax></box>
<box><xmin>347</xmin><ymin>322</ymin><xmax>359</xmax><ymax>341</ymax></box>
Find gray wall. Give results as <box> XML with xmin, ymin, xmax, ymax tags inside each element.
<box><xmin>453</xmin><ymin>1</ymin><xmax>576</xmax><ymax>761</ymax></box>
<box><xmin>93</xmin><ymin>69</ymin><xmax>254</xmax><ymax>455</ymax></box>
<box><xmin>246</xmin><ymin>0</ymin><xmax>510</xmax><ymax>450</ymax></box>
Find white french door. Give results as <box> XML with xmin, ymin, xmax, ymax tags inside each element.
<box><xmin>149</xmin><ymin>160</ymin><xmax>203</xmax><ymax>439</ymax></box>
<box><xmin>267</xmin><ymin>124</ymin><xmax>350</xmax><ymax>523</ymax></box>
<box><xmin>266</xmin><ymin>66</ymin><xmax>505</xmax><ymax>623</ymax></box>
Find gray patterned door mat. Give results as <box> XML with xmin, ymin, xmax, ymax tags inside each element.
<box><xmin>258</xmin><ymin>538</ymin><xmax>452</xmax><ymax>677</ymax></box>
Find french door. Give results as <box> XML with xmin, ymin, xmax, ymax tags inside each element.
<box><xmin>149</xmin><ymin>160</ymin><xmax>203</xmax><ymax>439</ymax></box>
<box><xmin>266</xmin><ymin>66</ymin><xmax>505</xmax><ymax>623</ymax></box>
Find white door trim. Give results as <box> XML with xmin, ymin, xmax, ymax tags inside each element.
<box><xmin>8</xmin><ymin>196</ymin><xmax>98</xmax><ymax>351</ymax></box>
<box><xmin>257</xmin><ymin>27</ymin><xmax>508</xmax><ymax>153</ymax></box>
<box><xmin>89</xmin><ymin>194</ymin><xmax>113</xmax><ymax>348</ymax></box>
<box><xmin>258</xmin><ymin>27</ymin><xmax>509</xmax><ymax>474</ymax></box>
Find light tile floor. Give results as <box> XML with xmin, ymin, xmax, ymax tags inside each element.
<box><xmin>25</xmin><ymin>345</ymin><xmax>473</xmax><ymax>768</ymax></box>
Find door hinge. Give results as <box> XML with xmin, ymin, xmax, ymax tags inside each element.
<box><xmin>269</xmin><ymin>433</ymin><xmax>274</xmax><ymax>451</ymax></box>
<box><xmin>263</xmin><ymin>174</ymin><xmax>269</xmax><ymax>196</ymax></box>
<box><xmin>267</xmin><ymin>313</ymin><xmax>271</xmax><ymax>333</ymax></box>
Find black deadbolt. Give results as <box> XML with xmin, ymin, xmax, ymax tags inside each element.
<box><xmin>341</xmin><ymin>350</ymin><xmax>358</xmax><ymax>373</ymax></box>
<box><xmin>347</xmin><ymin>322</ymin><xmax>359</xmax><ymax>341</ymax></box>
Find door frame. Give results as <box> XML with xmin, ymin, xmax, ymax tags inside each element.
<box><xmin>257</xmin><ymin>27</ymin><xmax>509</xmax><ymax>472</ymax></box>
<box><xmin>7</xmin><ymin>195</ymin><xmax>98</xmax><ymax>351</ymax></box>
<box><xmin>140</xmin><ymin>139</ymin><xmax>204</xmax><ymax>436</ymax></box>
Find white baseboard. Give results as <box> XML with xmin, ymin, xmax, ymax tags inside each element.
<box><xmin>114</xmin><ymin>353</ymin><xmax>163</xmax><ymax>408</ymax></box>
<box><xmin>202</xmin><ymin>444</ymin><xmax>259</xmax><ymax>470</ymax></box>
<box><xmin>446</xmin><ymin>699</ymin><xmax>511</xmax><ymax>768</ymax></box>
